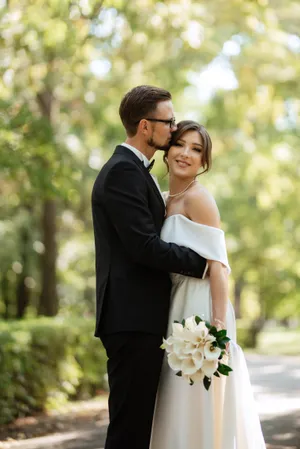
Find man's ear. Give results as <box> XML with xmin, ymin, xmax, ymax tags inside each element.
<box><xmin>139</xmin><ymin>119</ymin><xmax>149</xmax><ymax>135</ymax></box>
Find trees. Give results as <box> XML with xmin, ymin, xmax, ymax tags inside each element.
<box><xmin>0</xmin><ymin>0</ymin><xmax>299</xmax><ymax>325</ymax></box>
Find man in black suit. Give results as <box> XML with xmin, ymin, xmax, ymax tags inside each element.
<box><xmin>92</xmin><ymin>85</ymin><xmax>207</xmax><ymax>449</ymax></box>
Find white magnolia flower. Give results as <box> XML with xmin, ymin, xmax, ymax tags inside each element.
<box><xmin>188</xmin><ymin>321</ymin><xmax>209</xmax><ymax>345</ymax></box>
<box><xmin>190</xmin><ymin>370</ymin><xmax>205</xmax><ymax>383</ymax></box>
<box><xmin>168</xmin><ymin>352</ymin><xmax>182</xmax><ymax>371</ymax></box>
<box><xmin>161</xmin><ymin>337</ymin><xmax>173</xmax><ymax>352</ymax></box>
<box><xmin>173</xmin><ymin>343</ymin><xmax>189</xmax><ymax>360</ymax></box>
<box><xmin>173</xmin><ymin>337</ymin><xmax>186</xmax><ymax>352</ymax></box>
<box><xmin>202</xmin><ymin>359</ymin><xmax>218</xmax><ymax>377</ymax></box>
<box><xmin>195</xmin><ymin>320</ymin><xmax>209</xmax><ymax>336</ymax></box>
<box><xmin>185</xmin><ymin>316</ymin><xmax>197</xmax><ymax>331</ymax></box>
<box><xmin>192</xmin><ymin>348</ymin><xmax>204</xmax><ymax>370</ymax></box>
<box><xmin>181</xmin><ymin>356</ymin><xmax>199</xmax><ymax>376</ymax></box>
<box><xmin>172</xmin><ymin>322</ymin><xmax>185</xmax><ymax>339</ymax></box>
<box><xmin>204</xmin><ymin>341</ymin><xmax>222</xmax><ymax>361</ymax></box>
<box><xmin>182</xmin><ymin>341</ymin><xmax>198</xmax><ymax>355</ymax></box>
<box><xmin>205</xmin><ymin>334</ymin><xmax>216</xmax><ymax>344</ymax></box>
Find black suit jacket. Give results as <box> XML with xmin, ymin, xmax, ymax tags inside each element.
<box><xmin>92</xmin><ymin>145</ymin><xmax>207</xmax><ymax>337</ymax></box>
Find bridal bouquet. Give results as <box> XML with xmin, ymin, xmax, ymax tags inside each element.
<box><xmin>161</xmin><ymin>315</ymin><xmax>232</xmax><ymax>390</ymax></box>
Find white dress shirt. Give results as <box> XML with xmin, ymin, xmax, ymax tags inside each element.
<box><xmin>121</xmin><ymin>142</ymin><xmax>151</xmax><ymax>168</ymax></box>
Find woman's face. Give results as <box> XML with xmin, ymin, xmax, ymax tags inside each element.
<box><xmin>167</xmin><ymin>130</ymin><xmax>203</xmax><ymax>179</ymax></box>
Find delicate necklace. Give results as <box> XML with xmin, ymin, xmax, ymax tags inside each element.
<box><xmin>168</xmin><ymin>179</ymin><xmax>196</xmax><ymax>198</ymax></box>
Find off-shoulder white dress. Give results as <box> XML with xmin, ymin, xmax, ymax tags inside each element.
<box><xmin>150</xmin><ymin>214</ymin><xmax>266</xmax><ymax>449</ymax></box>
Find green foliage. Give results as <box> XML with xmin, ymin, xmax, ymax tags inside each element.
<box><xmin>0</xmin><ymin>317</ymin><xmax>106</xmax><ymax>425</ymax></box>
<box><xmin>0</xmin><ymin>0</ymin><xmax>299</xmax><ymax>322</ymax></box>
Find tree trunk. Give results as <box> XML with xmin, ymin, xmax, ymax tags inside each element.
<box><xmin>234</xmin><ymin>277</ymin><xmax>244</xmax><ymax>319</ymax></box>
<box><xmin>246</xmin><ymin>317</ymin><xmax>265</xmax><ymax>349</ymax></box>
<box><xmin>16</xmin><ymin>276</ymin><xmax>30</xmax><ymax>319</ymax></box>
<box><xmin>16</xmin><ymin>226</ymin><xmax>31</xmax><ymax>319</ymax></box>
<box><xmin>38</xmin><ymin>199</ymin><xmax>59</xmax><ymax>316</ymax></box>
<box><xmin>36</xmin><ymin>89</ymin><xmax>59</xmax><ymax>316</ymax></box>
<box><xmin>1</xmin><ymin>273</ymin><xmax>10</xmax><ymax>320</ymax></box>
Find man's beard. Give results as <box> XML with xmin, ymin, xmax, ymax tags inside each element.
<box><xmin>147</xmin><ymin>136</ymin><xmax>170</xmax><ymax>152</ymax></box>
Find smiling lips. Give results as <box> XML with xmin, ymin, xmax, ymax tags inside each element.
<box><xmin>176</xmin><ymin>159</ymin><xmax>191</xmax><ymax>168</ymax></box>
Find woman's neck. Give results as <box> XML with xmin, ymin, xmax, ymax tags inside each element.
<box><xmin>169</xmin><ymin>175</ymin><xmax>195</xmax><ymax>196</ymax></box>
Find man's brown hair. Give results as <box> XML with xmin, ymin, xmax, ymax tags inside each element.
<box><xmin>119</xmin><ymin>85</ymin><xmax>172</xmax><ymax>137</ymax></box>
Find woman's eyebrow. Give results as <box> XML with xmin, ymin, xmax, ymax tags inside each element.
<box><xmin>178</xmin><ymin>139</ymin><xmax>203</xmax><ymax>147</ymax></box>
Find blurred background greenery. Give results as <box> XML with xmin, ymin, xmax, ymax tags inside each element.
<box><xmin>0</xmin><ymin>0</ymin><xmax>299</xmax><ymax>423</ymax></box>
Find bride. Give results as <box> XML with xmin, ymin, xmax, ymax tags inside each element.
<box><xmin>150</xmin><ymin>121</ymin><xmax>266</xmax><ymax>449</ymax></box>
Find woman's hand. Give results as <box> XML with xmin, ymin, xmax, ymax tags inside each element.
<box><xmin>211</xmin><ymin>317</ymin><xmax>226</xmax><ymax>330</ymax></box>
<box><xmin>211</xmin><ymin>318</ymin><xmax>230</xmax><ymax>353</ymax></box>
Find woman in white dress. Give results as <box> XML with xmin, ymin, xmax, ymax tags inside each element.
<box><xmin>150</xmin><ymin>121</ymin><xmax>266</xmax><ymax>449</ymax></box>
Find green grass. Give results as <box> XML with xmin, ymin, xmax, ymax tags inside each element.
<box><xmin>252</xmin><ymin>327</ymin><xmax>300</xmax><ymax>356</ymax></box>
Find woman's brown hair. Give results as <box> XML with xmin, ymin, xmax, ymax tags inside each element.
<box><xmin>163</xmin><ymin>120</ymin><xmax>212</xmax><ymax>175</ymax></box>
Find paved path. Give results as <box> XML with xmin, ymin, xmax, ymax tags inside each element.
<box><xmin>0</xmin><ymin>355</ymin><xmax>299</xmax><ymax>449</ymax></box>
<box><xmin>246</xmin><ymin>354</ymin><xmax>300</xmax><ymax>449</ymax></box>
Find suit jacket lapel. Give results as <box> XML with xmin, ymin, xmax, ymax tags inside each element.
<box><xmin>114</xmin><ymin>145</ymin><xmax>166</xmax><ymax>213</ymax></box>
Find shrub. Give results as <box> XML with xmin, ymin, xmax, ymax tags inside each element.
<box><xmin>0</xmin><ymin>317</ymin><xmax>107</xmax><ymax>425</ymax></box>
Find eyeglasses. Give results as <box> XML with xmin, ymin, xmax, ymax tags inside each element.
<box><xmin>136</xmin><ymin>117</ymin><xmax>177</xmax><ymax>128</ymax></box>
<box><xmin>146</xmin><ymin>117</ymin><xmax>176</xmax><ymax>128</ymax></box>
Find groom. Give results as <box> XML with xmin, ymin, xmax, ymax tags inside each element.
<box><xmin>92</xmin><ymin>85</ymin><xmax>207</xmax><ymax>449</ymax></box>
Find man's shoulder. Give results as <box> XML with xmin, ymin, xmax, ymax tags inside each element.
<box><xmin>104</xmin><ymin>144</ymin><xmax>141</xmax><ymax>167</ymax></box>
<box><xmin>102</xmin><ymin>152</ymin><xmax>141</xmax><ymax>176</ymax></box>
<box><xmin>93</xmin><ymin>147</ymin><xmax>144</xmax><ymax>190</ymax></box>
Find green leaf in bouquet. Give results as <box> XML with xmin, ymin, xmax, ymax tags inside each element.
<box><xmin>181</xmin><ymin>319</ymin><xmax>186</xmax><ymax>327</ymax></box>
<box><xmin>209</xmin><ymin>326</ymin><xmax>218</xmax><ymax>336</ymax></box>
<box><xmin>174</xmin><ymin>320</ymin><xmax>180</xmax><ymax>324</ymax></box>
<box><xmin>195</xmin><ymin>316</ymin><xmax>202</xmax><ymax>325</ymax></box>
<box><xmin>189</xmin><ymin>378</ymin><xmax>194</xmax><ymax>386</ymax></box>
<box><xmin>205</xmin><ymin>321</ymin><xmax>212</xmax><ymax>329</ymax></box>
<box><xmin>222</xmin><ymin>363</ymin><xmax>233</xmax><ymax>373</ymax></box>
<box><xmin>214</xmin><ymin>371</ymin><xmax>220</xmax><ymax>377</ymax></box>
<box><xmin>216</xmin><ymin>329</ymin><xmax>227</xmax><ymax>338</ymax></box>
<box><xmin>203</xmin><ymin>376</ymin><xmax>211</xmax><ymax>391</ymax></box>
<box><xmin>218</xmin><ymin>363</ymin><xmax>233</xmax><ymax>376</ymax></box>
<box><xmin>218</xmin><ymin>337</ymin><xmax>230</xmax><ymax>349</ymax></box>
<box><xmin>176</xmin><ymin>371</ymin><xmax>182</xmax><ymax>377</ymax></box>
<box><xmin>222</xmin><ymin>337</ymin><xmax>230</xmax><ymax>344</ymax></box>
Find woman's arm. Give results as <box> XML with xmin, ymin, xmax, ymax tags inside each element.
<box><xmin>209</xmin><ymin>261</ymin><xmax>228</xmax><ymax>329</ymax></box>
<box><xmin>184</xmin><ymin>186</ymin><xmax>228</xmax><ymax>328</ymax></box>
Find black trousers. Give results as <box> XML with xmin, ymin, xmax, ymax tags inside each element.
<box><xmin>101</xmin><ymin>332</ymin><xmax>164</xmax><ymax>449</ymax></box>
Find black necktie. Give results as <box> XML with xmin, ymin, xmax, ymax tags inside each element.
<box><xmin>147</xmin><ymin>159</ymin><xmax>155</xmax><ymax>172</ymax></box>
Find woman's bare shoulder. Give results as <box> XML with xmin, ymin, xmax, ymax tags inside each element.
<box><xmin>184</xmin><ymin>183</ymin><xmax>220</xmax><ymax>228</ymax></box>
